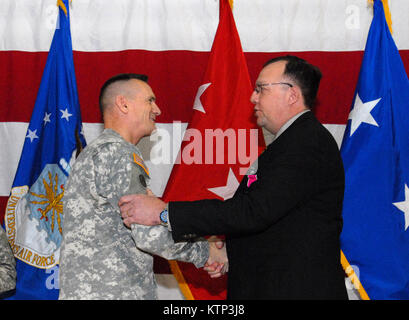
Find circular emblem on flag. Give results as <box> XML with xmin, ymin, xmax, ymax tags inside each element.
<box><xmin>5</xmin><ymin>163</ymin><xmax>67</xmax><ymax>269</ymax></box>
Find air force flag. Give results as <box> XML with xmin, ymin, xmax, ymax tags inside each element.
<box><xmin>340</xmin><ymin>0</ymin><xmax>409</xmax><ymax>299</ymax></box>
<box><xmin>4</xmin><ymin>0</ymin><xmax>85</xmax><ymax>299</ymax></box>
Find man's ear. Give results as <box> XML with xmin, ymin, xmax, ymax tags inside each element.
<box><xmin>288</xmin><ymin>86</ymin><xmax>300</xmax><ymax>106</ymax></box>
<box><xmin>114</xmin><ymin>95</ymin><xmax>128</xmax><ymax>114</ymax></box>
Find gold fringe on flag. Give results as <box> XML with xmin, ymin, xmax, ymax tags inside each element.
<box><xmin>228</xmin><ymin>0</ymin><xmax>233</xmax><ymax>10</ymax></box>
<box><xmin>341</xmin><ymin>250</ymin><xmax>370</xmax><ymax>300</ymax></box>
<box><xmin>57</xmin><ymin>0</ymin><xmax>67</xmax><ymax>16</ymax></box>
<box><xmin>368</xmin><ymin>0</ymin><xmax>393</xmax><ymax>34</ymax></box>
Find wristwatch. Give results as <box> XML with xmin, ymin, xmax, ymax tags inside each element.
<box><xmin>159</xmin><ymin>209</ymin><xmax>168</xmax><ymax>227</ymax></box>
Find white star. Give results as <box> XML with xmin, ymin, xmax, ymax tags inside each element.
<box><xmin>207</xmin><ymin>168</ymin><xmax>240</xmax><ymax>200</ymax></box>
<box><xmin>26</xmin><ymin>129</ymin><xmax>39</xmax><ymax>142</ymax></box>
<box><xmin>393</xmin><ymin>184</ymin><xmax>409</xmax><ymax>231</ymax></box>
<box><xmin>60</xmin><ymin>108</ymin><xmax>72</xmax><ymax>121</ymax></box>
<box><xmin>43</xmin><ymin>112</ymin><xmax>51</xmax><ymax>125</ymax></box>
<box><xmin>348</xmin><ymin>94</ymin><xmax>381</xmax><ymax>136</ymax></box>
<box><xmin>193</xmin><ymin>83</ymin><xmax>211</xmax><ymax>113</ymax></box>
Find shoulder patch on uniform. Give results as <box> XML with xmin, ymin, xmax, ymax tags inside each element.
<box><xmin>132</xmin><ymin>153</ymin><xmax>150</xmax><ymax>177</ymax></box>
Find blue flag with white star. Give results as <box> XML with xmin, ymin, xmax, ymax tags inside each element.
<box><xmin>3</xmin><ymin>0</ymin><xmax>86</xmax><ymax>299</ymax></box>
<box><xmin>340</xmin><ymin>0</ymin><xmax>409</xmax><ymax>300</ymax></box>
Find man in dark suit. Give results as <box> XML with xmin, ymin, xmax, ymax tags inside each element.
<box><xmin>119</xmin><ymin>55</ymin><xmax>348</xmax><ymax>300</ymax></box>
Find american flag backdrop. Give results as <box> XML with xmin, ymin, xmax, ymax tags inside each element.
<box><xmin>1</xmin><ymin>0</ymin><xmax>409</xmax><ymax>300</ymax></box>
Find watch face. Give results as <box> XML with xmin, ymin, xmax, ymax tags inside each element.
<box><xmin>160</xmin><ymin>210</ymin><xmax>168</xmax><ymax>223</ymax></box>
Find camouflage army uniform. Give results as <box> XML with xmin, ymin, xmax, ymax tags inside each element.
<box><xmin>0</xmin><ymin>226</ymin><xmax>16</xmax><ymax>294</ymax></box>
<box><xmin>59</xmin><ymin>129</ymin><xmax>209</xmax><ymax>300</ymax></box>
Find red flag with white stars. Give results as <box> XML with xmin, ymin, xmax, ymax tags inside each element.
<box><xmin>162</xmin><ymin>0</ymin><xmax>265</xmax><ymax>300</ymax></box>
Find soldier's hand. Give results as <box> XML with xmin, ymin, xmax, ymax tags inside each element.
<box><xmin>204</xmin><ymin>236</ymin><xmax>228</xmax><ymax>278</ymax></box>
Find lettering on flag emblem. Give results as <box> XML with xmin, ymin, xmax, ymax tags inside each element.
<box><xmin>5</xmin><ymin>164</ymin><xmax>67</xmax><ymax>269</ymax></box>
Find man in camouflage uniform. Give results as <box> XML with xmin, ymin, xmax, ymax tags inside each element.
<box><xmin>59</xmin><ymin>74</ymin><xmax>226</xmax><ymax>300</ymax></box>
<box><xmin>0</xmin><ymin>226</ymin><xmax>16</xmax><ymax>297</ymax></box>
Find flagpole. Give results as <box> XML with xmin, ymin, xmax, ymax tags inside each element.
<box><xmin>169</xmin><ymin>261</ymin><xmax>195</xmax><ymax>300</ymax></box>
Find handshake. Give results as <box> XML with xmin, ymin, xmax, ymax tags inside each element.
<box><xmin>118</xmin><ymin>192</ymin><xmax>228</xmax><ymax>278</ymax></box>
<box><xmin>204</xmin><ymin>236</ymin><xmax>229</xmax><ymax>278</ymax></box>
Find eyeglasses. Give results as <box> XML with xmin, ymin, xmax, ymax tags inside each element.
<box><xmin>253</xmin><ymin>82</ymin><xmax>293</xmax><ymax>94</ymax></box>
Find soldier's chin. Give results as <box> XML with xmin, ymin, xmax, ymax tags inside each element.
<box><xmin>147</xmin><ymin>123</ymin><xmax>157</xmax><ymax>135</ymax></box>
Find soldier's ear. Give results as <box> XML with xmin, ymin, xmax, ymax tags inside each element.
<box><xmin>115</xmin><ymin>95</ymin><xmax>129</xmax><ymax>114</ymax></box>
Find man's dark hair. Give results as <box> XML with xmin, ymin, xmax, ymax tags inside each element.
<box><xmin>263</xmin><ymin>55</ymin><xmax>322</xmax><ymax>109</ymax></box>
<box><xmin>98</xmin><ymin>73</ymin><xmax>148</xmax><ymax>116</ymax></box>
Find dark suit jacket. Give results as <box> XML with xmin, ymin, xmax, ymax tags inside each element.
<box><xmin>169</xmin><ymin>111</ymin><xmax>348</xmax><ymax>300</ymax></box>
